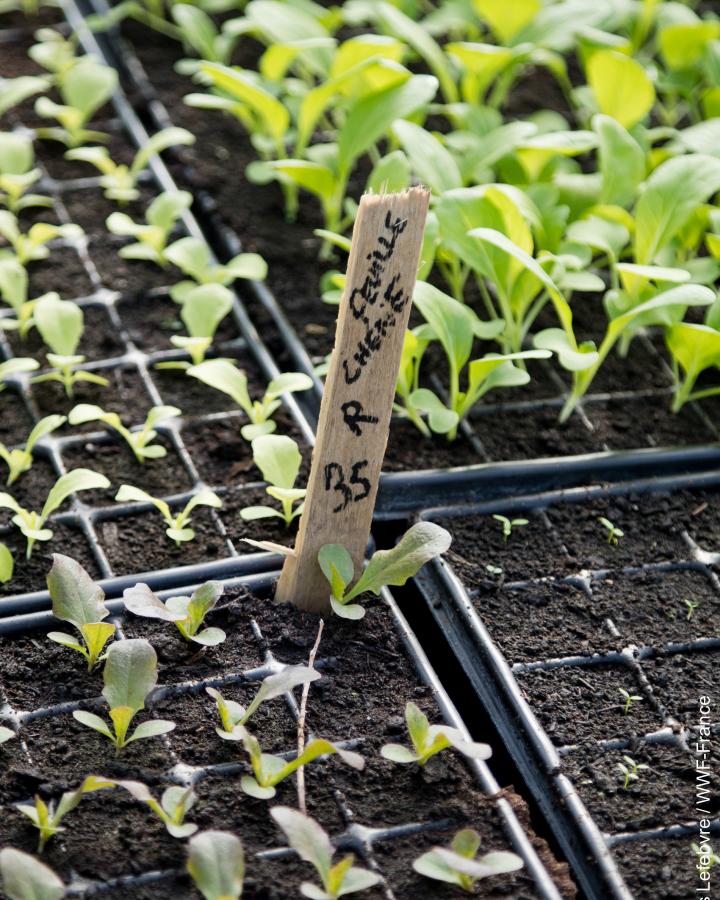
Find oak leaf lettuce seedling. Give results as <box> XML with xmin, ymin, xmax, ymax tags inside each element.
<box><xmin>187</xmin><ymin>830</ymin><xmax>245</xmax><ymax>900</ymax></box>
<box><xmin>271</xmin><ymin>806</ymin><xmax>381</xmax><ymax>899</ymax></box>
<box><xmin>46</xmin><ymin>553</ymin><xmax>115</xmax><ymax>671</ymax></box>
<box><xmin>241</xmin><ymin>434</ymin><xmax>306</xmax><ymax>526</ymax></box>
<box><xmin>381</xmin><ymin>701</ymin><xmax>491</xmax><ymax>766</ymax></box>
<box><xmin>0</xmin><ymin>211</ymin><xmax>82</xmax><ymax>265</ymax></box>
<box><xmin>123</xmin><ymin>580</ymin><xmax>226</xmax><ymax>646</ymax></box>
<box><xmin>114</xmin><ymin>485</ymin><xmax>222</xmax><ymax>545</ymax></box>
<box><xmin>106</xmin><ymin>190</ymin><xmax>192</xmax><ymax>266</ymax></box>
<box><xmin>112</xmin><ymin>780</ymin><xmax>198</xmax><ymax>838</ymax></box>
<box><xmin>0</xmin><ymin>414</ymin><xmax>65</xmax><ymax>485</ymax></box>
<box><xmin>318</xmin><ymin>521</ymin><xmax>451</xmax><ymax>619</ymax></box>
<box><xmin>165</xmin><ymin>236</ymin><xmax>267</xmax><ymax>302</ymax></box>
<box><xmin>156</xmin><ymin>283</ymin><xmax>234</xmax><ymax>366</ymax></box>
<box><xmin>413</xmin><ymin>827</ymin><xmax>523</xmax><ymax>892</ymax></box>
<box><xmin>72</xmin><ymin>638</ymin><xmax>175</xmax><ymax>752</ymax></box>
<box><xmin>68</xmin><ymin>403</ymin><xmax>180</xmax><ymax>462</ymax></box>
<box><xmin>0</xmin><ymin>847</ymin><xmax>65</xmax><ymax>900</ymax></box>
<box><xmin>0</xmin><ymin>133</ymin><xmax>52</xmax><ymax>215</ymax></box>
<box><xmin>0</xmin><ymin>356</ymin><xmax>40</xmax><ymax>386</ymax></box>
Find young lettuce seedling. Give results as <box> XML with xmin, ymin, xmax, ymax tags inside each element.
<box><xmin>207</xmin><ymin>665</ymin><xmax>319</xmax><ymax>740</ymax></box>
<box><xmin>166</xmin><ymin>237</ymin><xmax>266</xmax><ymax>303</ymax></box>
<box><xmin>692</xmin><ymin>842</ymin><xmax>720</xmax><ymax>878</ymax></box>
<box><xmin>0</xmin><ymin>468</ymin><xmax>110</xmax><ymax>558</ymax></box>
<box><xmin>0</xmin><ymin>357</ymin><xmax>40</xmax><ymax>387</ymax></box>
<box><xmin>187</xmin><ymin>830</ymin><xmax>245</xmax><ymax>900</ymax></box>
<box><xmin>123</xmin><ymin>580</ymin><xmax>226</xmax><ymax>647</ymax></box>
<box><xmin>112</xmin><ymin>780</ymin><xmax>198</xmax><ymax>838</ymax></box>
<box><xmin>46</xmin><ymin>553</ymin><xmax>115</xmax><ymax>672</ymax></box>
<box><xmin>0</xmin><ymin>415</ymin><xmax>65</xmax><ymax>485</ymax></box>
<box><xmin>155</xmin><ymin>283</ymin><xmax>234</xmax><ymax>367</ymax></box>
<box><xmin>68</xmin><ymin>403</ymin><xmax>180</xmax><ymax>462</ymax></box>
<box><xmin>618</xmin><ymin>687</ymin><xmax>642</xmax><ymax>716</ymax></box>
<box><xmin>31</xmin><ymin>295</ymin><xmax>110</xmax><ymax>397</ymax></box>
<box><xmin>492</xmin><ymin>514</ymin><xmax>528</xmax><ymax>543</ymax></box>
<box><xmin>239</xmin><ymin>729</ymin><xmax>364</xmax><ymax>799</ymax></box>
<box><xmin>665</xmin><ymin>320</ymin><xmax>720</xmax><ymax>413</ymax></box>
<box><xmin>617</xmin><ymin>755</ymin><xmax>649</xmax><ymax>789</ymax></box>
<box><xmin>271</xmin><ymin>806</ymin><xmax>381</xmax><ymax>899</ymax></box>
<box><xmin>186</xmin><ymin>359</ymin><xmax>313</xmax><ymax>440</ymax></box>
<box><xmin>0</xmin><ymin>258</ymin><xmax>59</xmax><ymax>341</ymax></box>
<box><xmin>684</xmin><ymin>598</ymin><xmax>700</xmax><ymax>620</ymax></box>
<box><xmin>65</xmin><ymin>127</ymin><xmax>195</xmax><ymax>205</ymax></box>
<box><xmin>72</xmin><ymin>638</ymin><xmax>175</xmax><ymax>753</ymax></box>
<box><xmin>318</xmin><ymin>522</ymin><xmax>451</xmax><ymax>619</ymax></box>
<box><xmin>0</xmin><ymin>211</ymin><xmax>82</xmax><ymax>265</ymax></box>
<box><xmin>241</xmin><ymin>434</ymin><xmax>306</xmax><ymax>526</ymax></box>
<box><xmin>0</xmin><ymin>133</ymin><xmax>52</xmax><ymax>215</ymax></box>
<box><xmin>413</xmin><ymin>827</ymin><xmax>523</xmax><ymax>892</ymax></box>
<box><xmin>0</xmin><ymin>847</ymin><xmax>65</xmax><ymax>900</ymax></box>
<box><xmin>16</xmin><ymin>775</ymin><xmax>113</xmax><ymax>852</ymax></box>
<box><xmin>106</xmin><ymin>190</ymin><xmax>192</xmax><ymax>267</ymax></box>
<box><xmin>599</xmin><ymin>517</ymin><xmax>624</xmax><ymax>546</ymax></box>
<box><xmin>381</xmin><ymin>701</ymin><xmax>491</xmax><ymax>766</ymax></box>
<box><xmin>114</xmin><ymin>485</ymin><xmax>222</xmax><ymax>545</ymax></box>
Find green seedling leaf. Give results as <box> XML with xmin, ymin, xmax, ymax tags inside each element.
<box><xmin>413</xmin><ymin>828</ymin><xmax>523</xmax><ymax>890</ymax></box>
<box><xmin>381</xmin><ymin>701</ymin><xmax>492</xmax><ymax>766</ymax></box>
<box><xmin>0</xmin><ymin>847</ymin><xmax>65</xmax><ymax>900</ymax></box>
<box><xmin>187</xmin><ymin>830</ymin><xmax>245</xmax><ymax>900</ymax></box>
<box><xmin>0</xmin><ymin>543</ymin><xmax>13</xmax><ymax>584</ymax></box>
<box><xmin>587</xmin><ymin>49</ymin><xmax>654</xmax><ymax>129</ymax></box>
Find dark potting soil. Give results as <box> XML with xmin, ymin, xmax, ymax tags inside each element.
<box><xmin>6</xmin><ymin>303</ymin><xmax>123</xmax><ymax>364</ymax></box>
<box><xmin>641</xmin><ymin>651</ymin><xmax>720</xmax><ymax>726</ymax></box>
<box><xmin>34</xmin><ymin>122</ymin><xmax>135</xmax><ymax>182</ymax></box>
<box><xmin>612</xmin><ymin>834</ymin><xmax>715</xmax><ymax>900</ymax></box>
<box><xmin>382</xmin><ymin>420</ymin><xmax>484</xmax><ymax>471</ymax></box>
<box><xmin>59</xmin><ymin>183</ymin><xmax>157</xmax><ymax>237</ymax></box>
<box><xmin>218</xmin><ymin>485</ymin><xmax>299</xmax><ymax>554</ymax></box>
<box><xmin>88</xmin><ymin>235</ymin><xmax>175</xmax><ymax>295</ymax></box>
<box><xmin>151</xmin><ymin>353</ymin><xmax>269</xmax><ymax>416</ymax></box>
<box><xmin>0</xmin><ymin>453</ymin><xmax>58</xmax><ymax>526</ymax></box>
<box><xmin>26</xmin><ymin>245</ymin><xmax>95</xmax><ymax>301</ymax></box>
<box><xmin>0</xmin><ymin>388</ymin><xmax>36</xmax><ymax>448</ymax></box>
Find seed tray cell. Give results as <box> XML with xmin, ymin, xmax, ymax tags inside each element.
<box><xmin>0</xmin><ymin>573</ymin><xmax>561</xmax><ymax>899</ymax></box>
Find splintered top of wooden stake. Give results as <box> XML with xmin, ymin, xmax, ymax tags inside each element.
<box><xmin>276</xmin><ymin>187</ymin><xmax>430</xmax><ymax>614</ymax></box>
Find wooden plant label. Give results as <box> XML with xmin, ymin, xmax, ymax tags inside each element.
<box><xmin>276</xmin><ymin>187</ymin><xmax>430</xmax><ymax>614</ymax></box>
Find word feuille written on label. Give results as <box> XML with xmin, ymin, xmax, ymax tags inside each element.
<box><xmin>323</xmin><ymin>209</ymin><xmax>410</xmax><ymax>515</ymax></box>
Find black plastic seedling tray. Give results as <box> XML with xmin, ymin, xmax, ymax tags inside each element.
<box><xmin>412</xmin><ymin>468</ymin><xmax>720</xmax><ymax>900</ymax></box>
<box><xmin>0</xmin><ymin>570</ymin><xmax>561</xmax><ymax>899</ymax></box>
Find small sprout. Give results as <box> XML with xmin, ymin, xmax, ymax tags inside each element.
<box><xmin>0</xmin><ymin>725</ymin><xmax>16</xmax><ymax>744</ymax></box>
<box><xmin>207</xmin><ymin>665</ymin><xmax>319</xmax><ymax>740</ymax></box>
<box><xmin>106</xmin><ymin>190</ymin><xmax>192</xmax><ymax>267</ymax></box>
<box><xmin>0</xmin><ymin>415</ymin><xmax>65</xmax><ymax>485</ymax></box>
<box><xmin>413</xmin><ymin>828</ymin><xmax>523</xmax><ymax>892</ymax></box>
<box><xmin>112</xmin><ymin>780</ymin><xmax>198</xmax><ymax>838</ymax></box>
<box><xmin>319</xmin><ymin>522</ymin><xmax>452</xmax><ymax>620</ymax></box>
<box><xmin>72</xmin><ymin>638</ymin><xmax>175</xmax><ymax>753</ymax></box>
<box><xmin>123</xmin><ymin>580</ymin><xmax>226</xmax><ymax>647</ymax></box>
<box><xmin>618</xmin><ymin>687</ymin><xmax>642</xmax><ymax>716</ymax></box>
<box><xmin>0</xmin><ymin>257</ymin><xmax>49</xmax><ymax>339</ymax></box>
<box><xmin>485</xmin><ymin>564</ymin><xmax>503</xmax><ymax>575</ymax></box>
<box><xmin>0</xmin><ymin>847</ymin><xmax>65</xmax><ymax>900</ymax></box>
<box><xmin>684</xmin><ymin>598</ymin><xmax>700</xmax><ymax>620</ymax></box>
<box><xmin>65</xmin><ymin>127</ymin><xmax>195</xmax><ymax>204</ymax></box>
<box><xmin>186</xmin><ymin>359</ymin><xmax>312</xmax><ymax>441</ymax></box>
<box><xmin>46</xmin><ymin>554</ymin><xmax>115</xmax><ymax>672</ymax></box>
<box><xmin>492</xmin><ymin>514</ymin><xmax>529</xmax><ymax>543</ymax></box>
<box><xmin>0</xmin><ymin>542</ymin><xmax>13</xmax><ymax>583</ymax></box>
<box><xmin>617</xmin><ymin>754</ymin><xmax>649</xmax><ymax>789</ymax></box>
<box><xmin>0</xmin><ymin>468</ymin><xmax>110</xmax><ymax>558</ymax></box>
<box><xmin>0</xmin><ymin>211</ymin><xmax>82</xmax><ymax>265</ymax></box>
<box><xmin>599</xmin><ymin>516</ymin><xmax>624</xmax><ymax>546</ymax></box>
<box><xmin>31</xmin><ymin>295</ymin><xmax>109</xmax><ymax>397</ymax></box>
<box><xmin>271</xmin><ymin>806</ymin><xmax>381</xmax><ymax>899</ymax></box>
<box><xmin>16</xmin><ymin>775</ymin><xmax>112</xmax><ymax>852</ymax></box>
<box><xmin>166</xmin><ymin>236</ymin><xmax>266</xmax><ymax>302</ymax></box>
<box><xmin>114</xmin><ymin>485</ymin><xmax>222</xmax><ymax>545</ymax></box>
<box><xmin>187</xmin><ymin>830</ymin><xmax>245</xmax><ymax>900</ymax></box>
<box><xmin>381</xmin><ymin>701</ymin><xmax>491</xmax><ymax>766</ymax></box>
<box><xmin>241</xmin><ymin>435</ymin><xmax>306</xmax><ymax>527</ymax></box>
<box><xmin>0</xmin><ymin>356</ymin><xmax>40</xmax><ymax>387</ymax></box>
<box><xmin>692</xmin><ymin>842</ymin><xmax>720</xmax><ymax>877</ymax></box>
<box><xmin>238</xmin><ymin>729</ymin><xmax>363</xmax><ymax>799</ymax></box>
<box><xmin>0</xmin><ymin>133</ymin><xmax>52</xmax><ymax>214</ymax></box>
<box><xmin>68</xmin><ymin>403</ymin><xmax>180</xmax><ymax>462</ymax></box>
<box><xmin>155</xmin><ymin>283</ymin><xmax>234</xmax><ymax>367</ymax></box>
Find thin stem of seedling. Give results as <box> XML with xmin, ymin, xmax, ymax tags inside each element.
<box><xmin>618</xmin><ymin>687</ymin><xmax>642</xmax><ymax>716</ymax></box>
<box><xmin>297</xmin><ymin>619</ymin><xmax>324</xmax><ymax>815</ymax></box>
<box><xmin>684</xmin><ymin>598</ymin><xmax>700</xmax><ymax>620</ymax></box>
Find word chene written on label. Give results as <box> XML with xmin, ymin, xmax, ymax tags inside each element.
<box><xmin>323</xmin><ymin>210</ymin><xmax>409</xmax><ymax>515</ymax></box>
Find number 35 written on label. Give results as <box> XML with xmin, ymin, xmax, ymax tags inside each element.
<box><xmin>323</xmin><ymin>460</ymin><xmax>371</xmax><ymax>513</ymax></box>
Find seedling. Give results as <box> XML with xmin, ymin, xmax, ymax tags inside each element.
<box><xmin>271</xmin><ymin>806</ymin><xmax>381</xmax><ymax>899</ymax></box>
<box><xmin>123</xmin><ymin>580</ymin><xmax>226</xmax><ymax>647</ymax></box>
<box><xmin>0</xmin><ymin>133</ymin><xmax>52</xmax><ymax>215</ymax></box>
<box><xmin>684</xmin><ymin>598</ymin><xmax>700</xmax><ymax>620</ymax></box>
<box><xmin>68</xmin><ymin>404</ymin><xmax>180</xmax><ymax>462</ymax></box>
<box><xmin>413</xmin><ymin>828</ymin><xmax>523</xmax><ymax>892</ymax></box>
<box><xmin>0</xmin><ymin>542</ymin><xmax>12</xmax><ymax>584</ymax></box>
<box><xmin>187</xmin><ymin>830</ymin><xmax>245</xmax><ymax>900</ymax></box>
<box><xmin>46</xmin><ymin>553</ymin><xmax>115</xmax><ymax>672</ymax></box>
<box><xmin>492</xmin><ymin>514</ymin><xmax>528</xmax><ymax>543</ymax></box>
<box><xmin>0</xmin><ymin>0</ymin><xmax>60</xmax><ymax>16</ymax></box>
<box><xmin>666</xmin><ymin>321</ymin><xmax>720</xmax><ymax>413</ymax></box>
<box><xmin>155</xmin><ymin>283</ymin><xmax>234</xmax><ymax>366</ymax></box>
<box><xmin>114</xmin><ymin>485</ymin><xmax>222</xmax><ymax>545</ymax></box>
<box><xmin>207</xmin><ymin>665</ymin><xmax>319</xmax><ymax>740</ymax></box>
<box><xmin>241</xmin><ymin>435</ymin><xmax>306</xmax><ymax>526</ymax></box>
<box><xmin>239</xmin><ymin>729</ymin><xmax>364</xmax><ymax>799</ymax></box>
<box><xmin>381</xmin><ymin>701</ymin><xmax>491</xmax><ymax>766</ymax></box>
<box><xmin>0</xmin><ymin>212</ymin><xmax>82</xmax><ymax>265</ymax></box>
<box><xmin>617</xmin><ymin>755</ymin><xmax>649</xmax><ymax>789</ymax></box>
<box><xmin>0</xmin><ymin>356</ymin><xmax>39</xmax><ymax>386</ymax></box>
<box><xmin>0</xmin><ymin>847</ymin><xmax>65</xmax><ymax>900</ymax></box>
<box><xmin>28</xmin><ymin>28</ymin><xmax>80</xmax><ymax>82</ymax></box>
<box><xmin>66</xmin><ymin>127</ymin><xmax>195</xmax><ymax>204</ymax></box>
<box><xmin>16</xmin><ymin>775</ymin><xmax>112</xmax><ymax>852</ymax></box>
<box><xmin>599</xmin><ymin>517</ymin><xmax>624</xmax><ymax>546</ymax></box>
<box><xmin>618</xmin><ymin>688</ymin><xmax>642</xmax><ymax>716</ymax></box>
<box><xmin>0</xmin><ymin>257</ymin><xmax>56</xmax><ymax>339</ymax></box>
<box><xmin>72</xmin><ymin>638</ymin><xmax>175</xmax><ymax>753</ymax></box>
<box><xmin>0</xmin><ymin>468</ymin><xmax>110</xmax><ymax>558</ymax></box>
<box><xmin>106</xmin><ymin>190</ymin><xmax>192</xmax><ymax>267</ymax></box>
<box><xmin>31</xmin><ymin>295</ymin><xmax>110</xmax><ymax>397</ymax></box>
<box><xmin>0</xmin><ymin>415</ymin><xmax>65</xmax><ymax>485</ymax></box>
<box><xmin>186</xmin><ymin>359</ymin><xmax>312</xmax><ymax>440</ymax></box>
<box><xmin>35</xmin><ymin>57</ymin><xmax>118</xmax><ymax>148</ymax></box>
<box><xmin>692</xmin><ymin>842</ymin><xmax>720</xmax><ymax>877</ymax></box>
<box><xmin>318</xmin><ymin>522</ymin><xmax>451</xmax><ymax>619</ymax></box>
<box><xmin>165</xmin><ymin>236</ymin><xmax>266</xmax><ymax>302</ymax></box>
<box><xmin>112</xmin><ymin>780</ymin><xmax>198</xmax><ymax>838</ymax></box>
